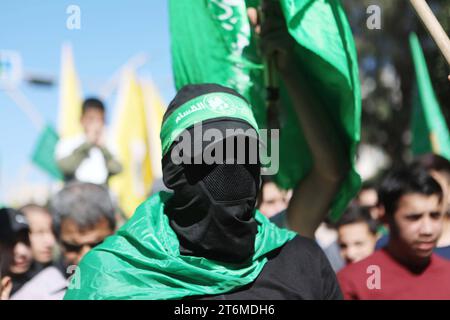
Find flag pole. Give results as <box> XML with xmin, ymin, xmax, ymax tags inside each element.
<box><xmin>409</xmin><ymin>0</ymin><xmax>450</xmax><ymax>66</ymax></box>
<box><xmin>98</xmin><ymin>53</ymin><xmax>148</xmax><ymax>100</ymax></box>
<box><xmin>261</xmin><ymin>1</ymin><xmax>280</xmax><ymax>130</ymax></box>
<box><xmin>4</xmin><ymin>86</ymin><xmax>45</xmax><ymax>131</ymax></box>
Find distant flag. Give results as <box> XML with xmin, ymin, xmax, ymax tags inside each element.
<box><xmin>109</xmin><ymin>70</ymin><xmax>154</xmax><ymax>217</ymax></box>
<box><xmin>58</xmin><ymin>43</ymin><xmax>83</xmax><ymax>139</ymax></box>
<box><xmin>410</xmin><ymin>33</ymin><xmax>450</xmax><ymax>160</ymax></box>
<box><xmin>30</xmin><ymin>42</ymin><xmax>83</xmax><ymax>180</ymax></box>
<box><xmin>141</xmin><ymin>78</ymin><xmax>165</xmax><ymax>181</ymax></box>
<box><xmin>31</xmin><ymin>125</ymin><xmax>63</xmax><ymax>180</ymax></box>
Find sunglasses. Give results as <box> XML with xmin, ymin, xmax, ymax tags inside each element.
<box><xmin>61</xmin><ymin>240</ymin><xmax>104</xmax><ymax>253</ymax></box>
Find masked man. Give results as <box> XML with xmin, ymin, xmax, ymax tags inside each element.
<box><xmin>64</xmin><ymin>84</ymin><xmax>342</xmax><ymax>300</ymax></box>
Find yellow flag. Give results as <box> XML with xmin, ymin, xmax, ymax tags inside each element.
<box><xmin>109</xmin><ymin>70</ymin><xmax>153</xmax><ymax>217</ymax></box>
<box><xmin>58</xmin><ymin>43</ymin><xmax>83</xmax><ymax>138</ymax></box>
<box><xmin>141</xmin><ymin>79</ymin><xmax>166</xmax><ymax>181</ymax></box>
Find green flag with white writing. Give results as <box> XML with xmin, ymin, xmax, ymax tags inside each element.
<box><xmin>169</xmin><ymin>0</ymin><xmax>361</xmax><ymax>220</ymax></box>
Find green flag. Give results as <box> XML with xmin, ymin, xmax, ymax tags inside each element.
<box><xmin>169</xmin><ymin>0</ymin><xmax>361</xmax><ymax>220</ymax></box>
<box><xmin>31</xmin><ymin>125</ymin><xmax>63</xmax><ymax>180</ymax></box>
<box><xmin>410</xmin><ymin>33</ymin><xmax>450</xmax><ymax>160</ymax></box>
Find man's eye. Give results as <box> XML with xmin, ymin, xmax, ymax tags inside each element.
<box><xmin>406</xmin><ymin>214</ymin><xmax>422</xmax><ymax>221</ymax></box>
<box><xmin>430</xmin><ymin>211</ymin><xmax>443</xmax><ymax>219</ymax></box>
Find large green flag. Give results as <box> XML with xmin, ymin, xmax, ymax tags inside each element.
<box><xmin>410</xmin><ymin>33</ymin><xmax>450</xmax><ymax>160</ymax></box>
<box><xmin>169</xmin><ymin>0</ymin><xmax>361</xmax><ymax>220</ymax></box>
<box><xmin>31</xmin><ymin>125</ymin><xmax>63</xmax><ymax>180</ymax></box>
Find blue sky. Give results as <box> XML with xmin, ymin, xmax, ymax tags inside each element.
<box><xmin>0</xmin><ymin>1</ymin><xmax>175</xmax><ymax>203</ymax></box>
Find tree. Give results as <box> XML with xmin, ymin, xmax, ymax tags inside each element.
<box><xmin>343</xmin><ymin>0</ymin><xmax>450</xmax><ymax>166</ymax></box>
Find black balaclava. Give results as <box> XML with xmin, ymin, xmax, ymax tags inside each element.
<box><xmin>162</xmin><ymin>84</ymin><xmax>260</xmax><ymax>264</ymax></box>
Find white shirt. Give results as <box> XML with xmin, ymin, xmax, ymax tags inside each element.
<box><xmin>10</xmin><ymin>267</ymin><xmax>67</xmax><ymax>300</ymax></box>
<box><xmin>56</xmin><ymin>134</ymin><xmax>109</xmax><ymax>185</ymax></box>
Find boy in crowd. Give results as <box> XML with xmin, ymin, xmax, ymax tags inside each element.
<box><xmin>336</xmin><ymin>205</ymin><xmax>378</xmax><ymax>265</ymax></box>
<box><xmin>20</xmin><ymin>204</ymin><xmax>56</xmax><ymax>269</ymax></box>
<box><xmin>413</xmin><ymin>154</ymin><xmax>450</xmax><ymax>259</ymax></box>
<box><xmin>257</xmin><ymin>179</ymin><xmax>292</xmax><ymax>218</ymax></box>
<box><xmin>375</xmin><ymin>154</ymin><xmax>450</xmax><ymax>259</ymax></box>
<box><xmin>56</xmin><ymin>97</ymin><xmax>122</xmax><ymax>185</ymax></box>
<box><xmin>338</xmin><ymin>166</ymin><xmax>450</xmax><ymax>299</ymax></box>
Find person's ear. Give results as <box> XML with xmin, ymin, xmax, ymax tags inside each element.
<box><xmin>284</xmin><ymin>189</ymin><xmax>293</xmax><ymax>203</ymax></box>
<box><xmin>1</xmin><ymin>276</ymin><xmax>12</xmax><ymax>300</ymax></box>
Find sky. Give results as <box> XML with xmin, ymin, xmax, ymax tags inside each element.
<box><xmin>0</xmin><ymin>0</ymin><xmax>176</xmax><ymax>203</ymax></box>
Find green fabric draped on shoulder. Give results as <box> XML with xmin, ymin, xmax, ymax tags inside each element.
<box><xmin>64</xmin><ymin>191</ymin><xmax>296</xmax><ymax>300</ymax></box>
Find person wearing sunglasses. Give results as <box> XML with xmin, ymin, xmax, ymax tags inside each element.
<box><xmin>51</xmin><ymin>182</ymin><xmax>116</xmax><ymax>273</ymax></box>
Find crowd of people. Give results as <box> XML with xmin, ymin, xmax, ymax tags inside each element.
<box><xmin>1</xmin><ymin>3</ymin><xmax>450</xmax><ymax>301</ymax></box>
<box><xmin>259</xmin><ymin>153</ymin><xmax>450</xmax><ymax>299</ymax></box>
<box><xmin>0</xmin><ymin>98</ymin><xmax>123</xmax><ymax>299</ymax></box>
<box><xmin>0</xmin><ymin>86</ymin><xmax>450</xmax><ymax>300</ymax></box>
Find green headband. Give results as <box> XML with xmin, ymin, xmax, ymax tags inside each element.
<box><xmin>160</xmin><ymin>92</ymin><xmax>259</xmax><ymax>156</ymax></box>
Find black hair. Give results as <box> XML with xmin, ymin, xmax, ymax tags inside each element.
<box><xmin>377</xmin><ymin>166</ymin><xmax>443</xmax><ymax>217</ymax></box>
<box><xmin>336</xmin><ymin>205</ymin><xmax>379</xmax><ymax>235</ymax></box>
<box><xmin>360</xmin><ymin>180</ymin><xmax>377</xmax><ymax>191</ymax></box>
<box><xmin>82</xmin><ymin>97</ymin><xmax>105</xmax><ymax>115</ymax></box>
<box><xmin>412</xmin><ymin>153</ymin><xmax>450</xmax><ymax>182</ymax></box>
<box><xmin>256</xmin><ymin>177</ymin><xmax>286</xmax><ymax>209</ymax></box>
<box><xmin>50</xmin><ymin>182</ymin><xmax>116</xmax><ymax>234</ymax></box>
